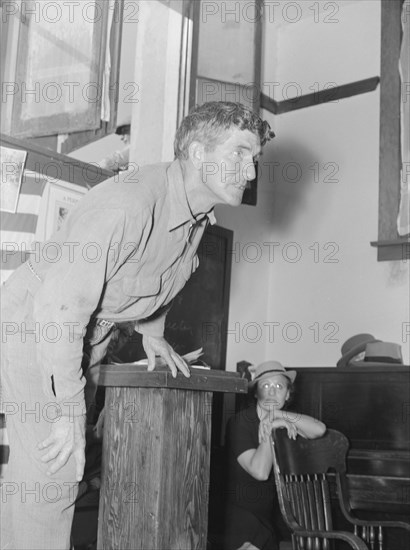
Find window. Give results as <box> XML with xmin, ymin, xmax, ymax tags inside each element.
<box><xmin>1</xmin><ymin>0</ymin><xmax>123</xmax><ymax>152</ymax></box>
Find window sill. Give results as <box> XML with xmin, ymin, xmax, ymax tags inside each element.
<box><xmin>370</xmin><ymin>239</ymin><xmax>410</xmax><ymax>261</ymax></box>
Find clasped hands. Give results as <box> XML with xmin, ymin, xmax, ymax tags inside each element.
<box><xmin>258</xmin><ymin>413</ymin><xmax>298</xmax><ymax>443</ymax></box>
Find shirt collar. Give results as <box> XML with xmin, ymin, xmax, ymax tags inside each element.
<box><xmin>167</xmin><ymin>159</ymin><xmax>216</xmax><ymax>231</ymax></box>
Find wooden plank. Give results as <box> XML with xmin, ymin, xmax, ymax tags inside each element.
<box><xmin>260</xmin><ymin>92</ymin><xmax>279</xmax><ymax>114</ymax></box>
<box><xmin>291</xmin><ymin>366</ymin><xmax>410</xmax><ymax>374</ymax></box>
<box><xmin>347</xmin><ymin>474</ymin><xmax>410</xmax><ymax>513</ymax></box>
<box><xmin>157</xmin><ymin>389</ymin><xmax>212</xmax><ymax>549</ymax></box>
<box><xmin>378</xmin><ymin>0</ymin><xmax>403</xmax><ymax>242</ymax></box>
<box><xmin>0</xmin><ymin>132</ymin><xmax>113</xmax><ymax>187</ymax></box>
<box><xmin>370</xmin><ymin>239</ymin><xmax>410</xmax><ymax>261</ymax></box>
<box><xmin>252</xmin><ymin>0</ymin><xmax>263</xmax><ymax>113</ymax></box>
<box><xmin>98</xmin><ymin>386</ymin><xmax>212</xmax><ymax>549</ymax></box>
<box><xmin>99</xmin><ymin>364</ymin><xmax>248</xmax><ymax>393</ymax></box>
<box><xmin>98</xmin><ymin>387</ymin><xmax>164</xmax><ymax>549</ymax></box>
<box><xmin>348</xmin><ymin>449</ymin><xmax>410</xmax><ymax>477</ymax></box>
<box><xmin>189</xmin><ymin>0</ymin><xmax>201</xmax><ymax>110</ymax></box>
<box><xmin>261</xmin><ymin>77</ymin><xmax>380</xmax><ymax>115</ymax></box>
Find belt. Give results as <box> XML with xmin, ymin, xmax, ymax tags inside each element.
<box><xmin>95</xmin><ymin>318</ymin><xmax>115</xmax><ymax>329</ymax></box>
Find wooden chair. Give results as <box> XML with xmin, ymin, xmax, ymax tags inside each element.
<box><xmin>270</xmin><ymin>428</ymin><xmax>410</xmax><ymax>550</ymax></box>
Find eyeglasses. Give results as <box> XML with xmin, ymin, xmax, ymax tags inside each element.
<box><xmin>260</xmin><ymin>382</ymin><xmax>287</xmax><ymax>392</ymax></box>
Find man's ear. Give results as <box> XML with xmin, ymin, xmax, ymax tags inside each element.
<box><xmin>188</xmin><ymin>141</ymin><xmax>205</xmax><ymax>169</ymax></box>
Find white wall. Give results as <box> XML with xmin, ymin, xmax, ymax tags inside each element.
<box><xmin>217</xmin><ymin>0</ymin><xmax>409</xmax><ymax>370</ymax></box>
<box><xmin>263</xmin><ymin>91</ymin><xmax>409</xmax><ymax>367</ymax></box>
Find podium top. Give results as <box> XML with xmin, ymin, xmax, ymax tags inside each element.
<box><xmin>99</xmin><ymin>364</ymin><xmax>248</xmax><ymax>394</ymax></box>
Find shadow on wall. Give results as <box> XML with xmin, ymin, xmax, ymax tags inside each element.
<box><xmin>259</xmin><ymin>141</ymin><xmax>319</xmax><ymax>232</ymax></box>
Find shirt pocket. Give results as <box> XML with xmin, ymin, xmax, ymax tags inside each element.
<box><xmin>115</xmin><ymin>275</ymin><xmax>162</xmax><ymax>316</ymax></box>
<box><xmin>122</xmin><ymin>275</ymin><xmax>161</xmax><ymax>297</ymax></box>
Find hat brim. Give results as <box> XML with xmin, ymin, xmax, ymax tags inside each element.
<box><xmin>336</xmin><ymin>337</ymin><xmax>378</xmax><ymax>369</ymax></box>
<box><xmin>344</xmin><ymin>359</ymin><xmax>403</xmax><ymax>368</ymax></box>
<box><xmin>249</xmin><ymin>369</ymin><xmax>297</xmax><ymax>387</ymax></box>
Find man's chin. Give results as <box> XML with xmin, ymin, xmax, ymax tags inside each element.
<box><xmin>229</xmin><ymin>191</ymin><xmax>245</xmax><ymax>206</ymax></box>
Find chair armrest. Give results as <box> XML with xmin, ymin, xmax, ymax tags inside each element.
<box><xmin>342</xmin><ymin>512</ymin><xmax>410</xmax><ymax>533</ymax></box>
<box><xmin>337</xmin><ymin>474</ymin><xmax>410</xmax><ymax>532</ymax></box>
<box><xmin>290</xmin><ymin>528</ymin><xmax>369</xmax><ymax>550</ymax></box>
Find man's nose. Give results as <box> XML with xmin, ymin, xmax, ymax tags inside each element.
<box><xmin>244</xmin><ymin>162</ymin><xmax>256</xmax><ymax>181</ymax></box>
<box><xmin>268</xmin><ymin>385</ymin><xmax>277</xmax><ymax>396</ymax></box>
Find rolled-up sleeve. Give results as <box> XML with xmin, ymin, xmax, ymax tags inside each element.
<box><xmin>134</xmin><ymin>302</ymin><xmax>172</xmax><ymax>338</ymax></box>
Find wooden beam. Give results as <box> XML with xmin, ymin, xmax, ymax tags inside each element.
<box><xmin>370</xmin><ymin>239</ymin><xmax>410</xmax><ymax>261</ymax></box>
<box><xmin>0</xmin><ymin>132</ymin><xmax>113</xmax><ymax>187</ymax></box>
<box><xmin>261</xmin><ymin>76</ymin><xmax>380</xmax><ymax>115</ymax></box>
<box><xmin>260</xmin><ymin>92</ymin><xmax>279</xmax><ymax>114</ymax></box>
<box><xmin>377</xmin><ymin>0</ymin><xmax>405</xmax><ymax>252</ymax></box>
<box><xmin>99</xmin><ymin>364</ymin><xmax>248</xmax><ymax>393</ymax></box>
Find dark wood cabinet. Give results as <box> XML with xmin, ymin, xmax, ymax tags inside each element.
<box><xmin>291</xmin><ymin>366</ymin><xmax>410</xmax><ymax>547</ymax></box>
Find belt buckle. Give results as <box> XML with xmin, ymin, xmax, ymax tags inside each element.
<box><xmin>97</xmin><ymin>318</ymin><xmax>114</xmax><ymax>328</ymax></box>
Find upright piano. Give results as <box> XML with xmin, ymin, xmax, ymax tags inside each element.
<box><xmin>291</xmin><ymin>365</ymin><xmax>410</xmax><ymax>548</ymax></box>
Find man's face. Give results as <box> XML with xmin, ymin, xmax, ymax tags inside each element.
<box><xmin>200</xmin><ymin>127</ymin><xmax>261</xmax><ymax>207</ymax></box>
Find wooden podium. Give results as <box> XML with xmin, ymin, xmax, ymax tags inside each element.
<box><xmin>97</xmin><ymin>364</ymin><xmax>247</xmax><ymax>550</ymax></box>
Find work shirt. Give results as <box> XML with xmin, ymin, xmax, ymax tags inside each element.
<box><xmin>25</xmin><ymin>160</ymin><xmax>216</xmax><ymax>415</ymax></box>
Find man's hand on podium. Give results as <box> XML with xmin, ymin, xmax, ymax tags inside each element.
<box><xmin>142</xmin><ymin>334</ymin><xmax>191</xmax><ymax>378</ymax></box>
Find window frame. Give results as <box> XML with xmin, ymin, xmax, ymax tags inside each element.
<box><xmin>370</xmin><ymin>0</ymin><xmax>410</xmax><ymax>261</ymax></box>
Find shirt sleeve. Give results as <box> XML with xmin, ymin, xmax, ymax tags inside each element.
<box><xmin>134</xmin><ymin>302</ymin><xmax>173</xmax><ymax>338</ymax></box>
<box><xmin>32</xmin><ymin>208</ymin><xmax>127</xmax><ymax>417</ymax></box>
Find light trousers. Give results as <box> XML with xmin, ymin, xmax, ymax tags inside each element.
<box><xmin>1</xmin><ymin>264</ymin><xmax>79</xmax><ymax>550</ymax></box>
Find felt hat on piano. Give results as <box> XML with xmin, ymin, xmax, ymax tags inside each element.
<box><xmin>336</xmin><ymin>333</ymin><xmax>403</xmax><ymax>368</ymax></box>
